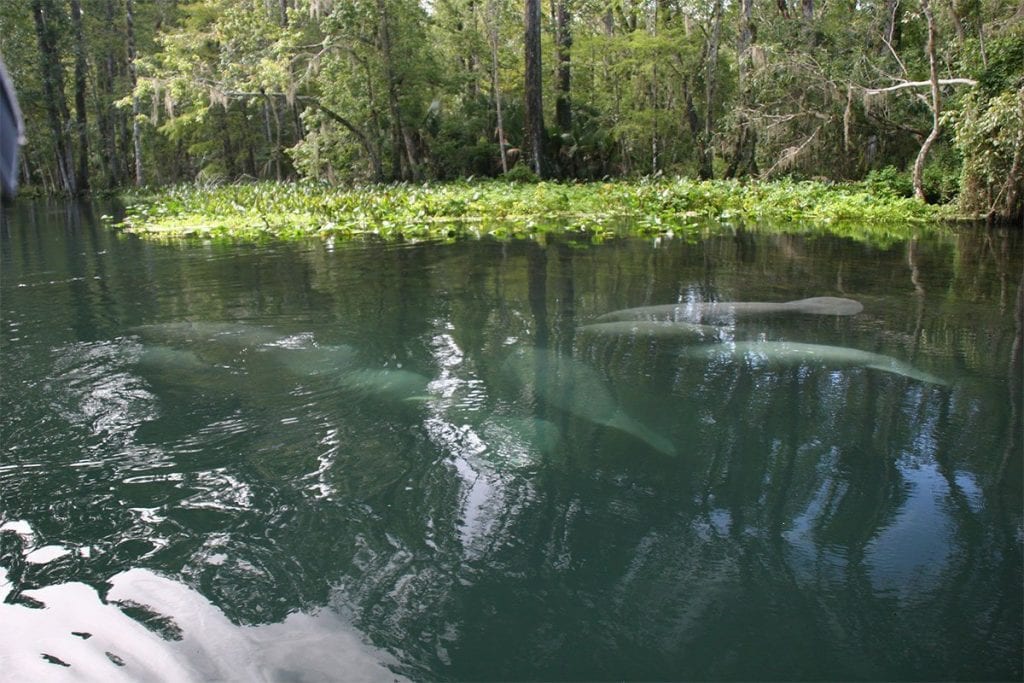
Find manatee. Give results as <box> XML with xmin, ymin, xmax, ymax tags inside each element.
<box><xmin>132</xmin><ymin>344</ymin><xmax>234</xmax><ymax>390</ymax></box>
<box><xmin>135</xmin><ymin>345</ymin><xmax>209</xmax><ymax>371</ymax></box>
<box><xmin>595</xmin><ymin>296</ymin><xmax>864</xmax><ymax>324</ymax></box>
<box><xmin>271</xmin><ymin>344</ymin><xmax>359</xmax><ymax>378</ymax></box>
<box><xmin>577</xmin><ymin>320</ymin><xmax>723</xmax><ymax>339</ymax></box>
<box><xmin>338</xmin><ymin>367</ymin><xmax>431</xmax><ymax>401</ymax></box>
<box><xmin>681</xmin><ymin>340</ymin><xmax>947</xmax><ymax>385</ymax></box>
<box><xmin>503</xmin><ymin>347</ymin><xmax>677</xmax><ymax>456</ymax></box>
<box><xmin>132</xmin><ymin>321</ymin><xmax>286</xmax><ymax>347</ymax></box>
<box><xmin>480</xmin><ymin>415</ymin><xmax>562</xmax><ymax>468</ymax></box>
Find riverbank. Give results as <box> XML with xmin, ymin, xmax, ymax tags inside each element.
<box><xmin>113</xmin><ymin>177</ymin><xmax>950</xmax><ymax>243</ymax></box>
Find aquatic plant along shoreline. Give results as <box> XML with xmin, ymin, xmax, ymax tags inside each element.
<box><xmin>113</xmin><ymin>179</ymin><xmax>951</xmax><ymax>243</ymax></box>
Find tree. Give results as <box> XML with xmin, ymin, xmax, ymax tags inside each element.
<box><xmin>523</xmin><ymin>0</ymin><xmax>545</xmax><ymax>175</ymax></box>
<box><xmin>949</xmin><ymin>7</ymin><xmax>1024</xmax><ymax>221</ymax></box>
<box><xmin>726</xmin><ymin>0</ymin><xmax>757</xmax><ymax>178</ymax></box>
<box><xmin>698</xmin><ymin>0</ymin><xmax>724</xmax><ymax>180</ymax></box>
<box><xmin>126</xmin><ymin>0</ymin><xmax>143</xmax><ymax>186</ymax></box>
<box><xmin>31</xmin><ymin>0</ymin><xmax>76</xmax><ymax>193</ymax></box>
<box><xmin>69</xmin><ymin>0</ymin><xmax>89</xmax><ymax>194</ymax></box>
<box><xmin>553</xmin><ymin>0</ymin><xmax>572</xmax><ymax>135</ymax></box>
<box><xmin>912</xmin><ymin>0</ymin><xmax>941</xmax><ymax>200</ymax></box>
<box><xmin>485</xmin><ymin>0</ymin><xmax>510</xmax><ymax>173</ymax></box>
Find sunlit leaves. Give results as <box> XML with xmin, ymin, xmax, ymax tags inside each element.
<box><xmin>116</xmin><ymin>178</ymin><xmax>943</xmax><ymax>244</ymax></box>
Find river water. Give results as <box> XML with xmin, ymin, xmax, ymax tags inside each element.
<box><xmin>1</xmin><ymin>201</ymin><xmax>1021</xmax><ymax>681</ymax></box>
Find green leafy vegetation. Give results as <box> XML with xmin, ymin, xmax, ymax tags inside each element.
<box><xmin>116</xmin><ymin>178</ymin><xmax>946</xmax><ymax>245</ymax></box>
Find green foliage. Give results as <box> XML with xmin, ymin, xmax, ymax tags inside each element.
<box><xmin>922</xmin><ymin>149</ymin><xmax>963</xmax><ymax>204</ymax></box>
<box><xmin>864</xmin><ymin>152</ymin><xmax>963</xmax><ymax>205</ymax></box>
<box><xmin>947</xmin><ymin>23</ymin><xmax>1024</xmax><ymax>219</ymax></box>
<box><xmin>116</xmin><ymin>178</ymin><xmax>945</xmax><ymax>245</ymax></box>
<box><xmin>950</xmin><ymin>87</ymin><xmax>1024</xmax><ymax>218</ymax></box>
<box><xmin>965</xmin><ymin>26</ymin><xmax>1024</xmax><ymax>97</ymax></box>
<box><xmin>862</xmin><ymin>167</ymin><xmax>915</xmax><ymax>198</ymax></box>
<box><xmin>503</xmin><ymin>165</ymin><xmax>540</xmax><ymax>183</ymax></box>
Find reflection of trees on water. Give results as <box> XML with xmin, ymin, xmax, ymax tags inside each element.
<box><xmin>1</xmin><ymin>205</ymin><xmax>1021</xmax><ymax>679</ymax></box>
<box><xmin>417</xmin><ymin>232</ymin><xmax>1020</xmax><ymax>679</ymax></box>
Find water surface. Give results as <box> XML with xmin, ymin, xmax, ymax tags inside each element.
<box><xmin>1</xmin><ymin>202</ymin><xmax>1021</xmax><ymax>680</ymax></box>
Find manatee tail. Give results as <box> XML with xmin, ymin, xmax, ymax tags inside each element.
<box><xmin>608</xmin><ymin>413</ymin><xmax>678</xmax><ymax>456</ymax></box>
<box><xmin>867</xmin><ymin>361</ymin><xmax>948</xmax><ymax>386</ymax></box>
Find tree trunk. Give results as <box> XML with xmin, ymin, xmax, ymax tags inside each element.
<box><xmin>220</xmin><ymin>103</ymin><xmax>238</xmax><ymax>177</ymax></box>
<box><xmin>684</xmin><ymin>86</ymin><xmax>702</xmax><ymax>168</ymax></box>
<box><xmin>69</xmin><ymin>0</ymin><xmax>90</xmax><ymax>194</ymax></box>
<box><xmin>880</xmin><ymin>0</ymin><xmax>903</xmax><ymax>56</ymax></box>
<box><xmin>913</xmin><ymin>0</ymin><xmax>940</xmax><ymax>201</ymax></box>
<box><xmin>699</xmin><ymin>0</ymin><xmax>723</xmax><ymax>180</ymax></box>
<box><xmin>554</xmin><ymin>0</ymin><xmax>572</xmax><ymax>136</ymax></box>
<box><xmin>271</xmin><ymin>95</ymin><xmax>283</xmax><ymax>180</ymax></box>
<box><xmin>31</xmin><ymin>0</ymin><xmax>76</xmax><ymax>194</ymax></box>
<box><xmin>358</xmin><ymin>60</ymin><xmax>386</xmax><ymax>182</ymax></box>
<box><xmin>524</xmin><ymin>0</ymin><xmax>546</xmax><ymax>176</ymax></box>
<box><xmin>377</xmin><ymin>0</ymin><xmax>419</xmax><ymax>181</ymax></box>
<box><xmin>126</xmin><ymin>0</ymin><xmax>144</xmax><ymax>186</ymax></box>
<box><xmin>727</xmin><ymin>0</ymin><xmax>757</xmax><ymax>178</ymax></box>
<box><xmin>96</xmin><ymin>0</ymin><xmax>120</xmax><ymax>189</ymax></box>
<box><xmin>486</xmin><ymin>0</ymin><xmax>508</xmax><ymax>174</ymax></box>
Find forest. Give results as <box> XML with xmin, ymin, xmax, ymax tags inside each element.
<box><xmin>0</xmin><ymin>0</ymin><xmax>1021</xmax><ymax>221</ymax></box>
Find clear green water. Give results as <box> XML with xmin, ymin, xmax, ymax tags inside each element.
<box><xmin>1</xmin><ymin>202</ymin><xmax>1021</xmax><ymax>681</ymax></box>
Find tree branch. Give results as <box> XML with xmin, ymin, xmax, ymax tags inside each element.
<box><xmin>202</xmin><ymin>84</ymin><xmax>383</xmax><ymax>181</ymax></box>
<box><xmin>863</xmin><ymin>78</ymin><xmax>976</xmax><ymax>95</ymax></box>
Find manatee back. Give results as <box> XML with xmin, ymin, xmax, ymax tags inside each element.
<box><xmin>788</xmin><ymin>297</ymin><xmax>864</xmax><ymax>316</ymax></box>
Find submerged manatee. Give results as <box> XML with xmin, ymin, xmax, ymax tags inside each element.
<box><xmin>479</xmin><ymin>415</ymin><xmax>561</xmax><ymax>469</ymax></box>
<box><xmin>132</xmin><ymin>321</ymin><xmax>286</xmax><ymax>347</ymax></box>
<box><xmin>577</xmin><ymin>320</ymin><xmax>723</xmax><ymax>339</ymax></box>
<box><xmin>135</xmin><ymin>345</ymin><xmax>209</xmax><ymax>371</ymax></box>
<box><xmin>338</xmin><ymin>367</ymin><xmax>432</xmax><ymax>401</ymax></box>
<box><xmin>503</xmin><ymin>347</ymin><xmax>677</xmax><ymax>456</ymax></box>
<box><xmin>270</xmin><ymin>343</ymin><xmax>429</xmax><ymax>402</ymax></box>
<box><xmin>132</xmin><ymin>344</ymin><xmax>240</xmax><ymax>392</ymax></box>
<box><xmin>681</xmin><ymin>340</ymin><xmax>947</xmax><ymax>385</ymax></box>
<box><xmin>595</xmin><ymin>296</ymin><xmax>864</xmax><ymax>324</ymax></box>
<box><xmin>270</xmin><ymin>343</ymin><xmax>359</xmax><ymax>378</ymax></box>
